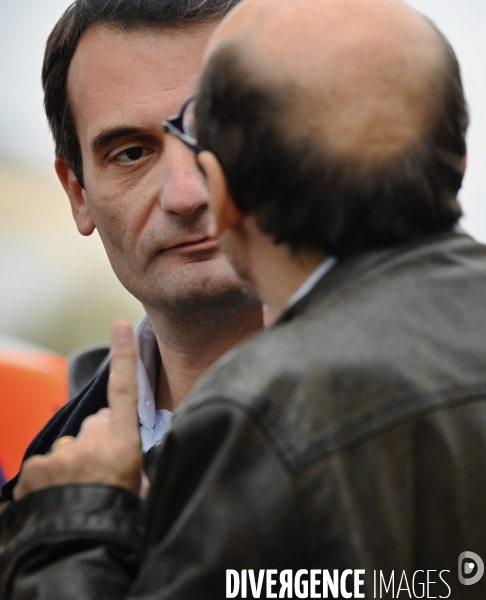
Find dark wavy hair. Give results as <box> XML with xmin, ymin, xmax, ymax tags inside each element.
<box><xmin>196</xmin><ymin>31</ymin><xmax>468</xmax><ymax>259</ymax></box>
<box><xmin>42</xmin><ymin>0</ymin><xmax>242</xmax><ymax>187</ymax></box>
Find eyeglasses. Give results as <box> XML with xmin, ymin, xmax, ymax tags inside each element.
<box><xmin>162</xmin><ymin>96</ymin><xmax>205</xmax><ymax>154</ymax></box>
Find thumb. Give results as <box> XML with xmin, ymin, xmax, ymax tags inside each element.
<box><xmin>108</xmin><ymin>321</ymin><xmax>139</xmax><ymax>435</ymax></box>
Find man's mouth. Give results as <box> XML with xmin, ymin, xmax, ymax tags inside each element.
<box><xmin>166</xmin><ymin>237</ymin><xmax>219</xmax><ymax>253</ymax></box>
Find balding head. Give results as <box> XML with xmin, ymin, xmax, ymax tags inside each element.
<box><xmin>210</xmin><ymin>0</ymin><xmax>445</xmax><ymax>165</ymax></box>
<box><xmin>196</xmin><ymin>0</ymin><xmax>467</xmax><ymax>257</ymax></box>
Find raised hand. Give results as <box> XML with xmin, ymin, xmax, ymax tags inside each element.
<box><xmin>14</xmin><ymin>321</ymin><xmax>142</xmax><ymax>500</ymax></box>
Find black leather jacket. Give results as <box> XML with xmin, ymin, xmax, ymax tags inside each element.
<box><xmin>2</xmin><ymin>231</ymin><xmax>486</xmax><ymax>599</ymax></box>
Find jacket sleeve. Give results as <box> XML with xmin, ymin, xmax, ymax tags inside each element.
<box><xmin>0</xmin><ymin>485</ymin><xmax>143</xmax><ymax>600</ymax></box>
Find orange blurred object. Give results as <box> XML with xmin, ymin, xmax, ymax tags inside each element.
<box><xmin>0</xmin><ymin>349</ymin><xmax>68</xmax><ymax>480</ymax></box>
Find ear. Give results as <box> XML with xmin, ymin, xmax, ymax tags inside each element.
<box><xmin>198</xmin><ymin>151</ymin><xmax>242</xmax><ymax>238</ymax></box>
<box><xmin>55</xmin><ymin>158</ymin><xmax>95</xmax><ymax>236</ymax></box>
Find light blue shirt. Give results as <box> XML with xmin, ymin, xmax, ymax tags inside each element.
<box><xmin>134</xmin><ymin>315</ymin><xmax>173</xmax><ymax>452</ymax></box>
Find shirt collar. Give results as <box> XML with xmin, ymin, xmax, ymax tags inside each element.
<box><xmin>133</xmin><ymin>314</ymin><xmax>159</xmax><ymax>430</ymax></box>
<box><xmin>286</xmin><ymin>256</ymin><xmax>337</xmax><ymax>310</ymax></box>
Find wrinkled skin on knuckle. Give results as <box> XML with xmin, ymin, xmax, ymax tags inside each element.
<box><xmin>14</xmin><ymin>429</ymin><xmax>142</xmax><ymax>498</ymax></box>
<box><xmin>79</xmin><ymin>417</ymin><xmax>113</xmax><ymax>448</ymax></box>
<box><xmin>97</xmin><ymin>407</ymin><xmax>111</xmax><ymax>417</ymax></box>
<box><xmin>16</xmin><ymin>456</ymin><xmax>52</xmax><ymax>499</ymax></box>
<box><xmin>22</xmin><ymin>455</ymin><xmax>45</xmax><ymax>473</ymax></box>
<box><xmin>111</xmin><ymin>381</ymin><xmax>138</xmax><ymax>398</ymax></box>
<box><xmin>22</xmin><ymin>456</ymin><xmax>48</xmax><ymax>483</ymax></box>
<box><xmin>79</xmin><ymin>412</ymin><xmax>104</xmax><ymax>435</ymax></box>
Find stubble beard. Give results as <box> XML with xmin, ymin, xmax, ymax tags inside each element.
<box><xmin>138</xmin><ymin>256</ymin><xmax>261</xmax><ymax>334</ymax></box>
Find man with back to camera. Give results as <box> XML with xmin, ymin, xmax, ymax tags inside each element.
<box><xmin>1</xmin><ymin>0</ymin><xmax>264</xmax><ymax>500</ymax></box>
<box><xmin>3</xmin><ymin>0</ymin><xmax>486</xmax><ymax>598</ymax></box>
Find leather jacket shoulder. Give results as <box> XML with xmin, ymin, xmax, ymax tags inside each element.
<box><xmin>2</xmin><ymin>232</ymin><xmax>486</xmax><ymax>599</ymax></box>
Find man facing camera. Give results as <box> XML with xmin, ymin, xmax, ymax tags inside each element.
<box><xmin>1</xmin><ymin>0</ymin><xmax>264</xmax><ymax>500</ymax></box>
<box><xmin>3</xmin><ymin>0</ymin><xmax>486</xmax><ymax>598</ymax></box>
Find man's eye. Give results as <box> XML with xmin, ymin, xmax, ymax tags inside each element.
<box><xmin>112</xmin><ymin>147</ymin><xmax>149</xmax><ymax>164</ymax></box>
<box><xmin>125</xmin><ymin>147</ymin><xmax>144</xmax><ymax>161</ymax></box>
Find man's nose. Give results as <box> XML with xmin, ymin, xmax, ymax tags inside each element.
<box><xmin>158</xmin><ymin>136</ymin><xmax>208</xmax><ymax>217</ymax></box>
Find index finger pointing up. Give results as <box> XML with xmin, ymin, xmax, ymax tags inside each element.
<box><xmin>108</xmin><ymin>320</ymin><xmax>139</xmax><ymax>434</ymax></box>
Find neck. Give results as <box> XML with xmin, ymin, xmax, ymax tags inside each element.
<box><xmin>241</xmin><ymin>219</ymin><xmax>326</xmax><ymax>318</ymax></box>
<box><xmin>260</xmin><ymin>253</ymin><xmax>325</xmax><ymax>316</ymax></box>
<box><xmin>144</xmin><ymin>293</ymin><xmax>263</xmax><ymax>412</ymax></box>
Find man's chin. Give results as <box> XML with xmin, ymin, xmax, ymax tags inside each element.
<box><xmin>144</xmin><ymin>258</ymin><xmax>252</xmax><ymax>310</ymax></box>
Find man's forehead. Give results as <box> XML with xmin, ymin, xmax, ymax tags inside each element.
<box><xmin>67</xmin><ymin>22</ymin><xmax>215</xmax><ymax>147</ymax></box>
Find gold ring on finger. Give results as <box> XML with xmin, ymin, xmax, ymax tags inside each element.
<box><xmin>51</xmin><ymin>435</ymin><xmax>76</xmax><ymax>451</ymax></box>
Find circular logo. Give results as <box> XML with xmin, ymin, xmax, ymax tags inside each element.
<box><xmin>458</xmin><ymin>551</ymin><xmax>484</xmax><ymax>586</ymax></box>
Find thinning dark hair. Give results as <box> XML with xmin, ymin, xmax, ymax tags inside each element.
<box><xmin>43</xmin><ymin>0</ymin><xmax>241</xmax><ymax>187</ymax></box>
<box><xmin>196</xmin><ymin>34</ymin><xmax>468</xmax><ymax>259</ymax></box>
